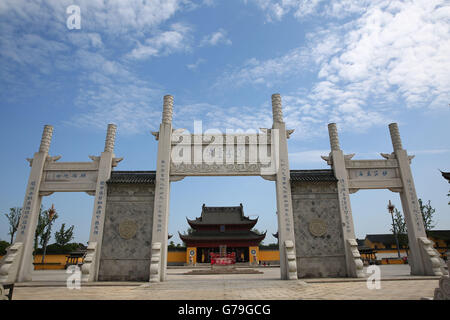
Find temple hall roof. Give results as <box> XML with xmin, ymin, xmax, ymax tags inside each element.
<box><xmin>187</xmin><ymin>203</ymin><xmax>258</xmax><ymax>226</ymax></box>
<box><xmin>179</xmin><ymin>230</ymin><xmax>266</xmax><ymax>242</ymax></box>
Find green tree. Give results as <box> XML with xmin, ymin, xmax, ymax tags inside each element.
<box><xmin>390</xmin><ymin>208</ymin><xmax>408</xmax><ymax>251</ymax></box>
<box><xmin>54</xmin><ymin>223</ymin><xmax>74</xmax><ymax>246</ymax></box>
<box><xmin>40</xmin><ymin>205</ymin><xmax>58</xmax><ymax>263</ymax></box>
<box><xmin>4</xmin><ymin>207</ymin><xmax>22</xmax><ymax>244</ymax></box>
<box><xmin>418</xmin><ymin>199</ymin><xmax>435</xmax><ymax>231</ymax></box>
<box><xmin>34</xmin><ymin>206</ymin><xmax>58</xmax><ymax>253</ymax></box>
<box><xmin>34</xmin><ymin>206</ymin><xmax>51</xmax><ymax>252</ymax></box>
<box><xmin>390</xmin><ymin>208</ymin><xmax>407</xmax><ymax>234</ymax></box>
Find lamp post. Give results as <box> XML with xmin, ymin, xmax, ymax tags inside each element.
<box><xmin>387</xmin><ymin>200</ymin><xmax>401</xmax><ymax>259</ymax></box>
<box><xmin>41</xmin><ymin>204</ymin><xmax>56</xmax><ymax>263</ymax></box>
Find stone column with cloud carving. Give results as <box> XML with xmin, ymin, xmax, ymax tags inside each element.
<box><xmin>271</xmin><ymin>94</ymin><xmax>298</xmax><ymax>280</ymax></box>
<box><xmin>150</xmin><ymin>95</ymin><xmax>173</xmax><ymax>282</ymax></box>
<box><xmin>389</xmin><ymin>123</ymin><xmax>443</xmax><ymax>276</ymax></box>
<box><xmin>2</xmin><ymin>125</ymin><xmax>53</xmax><ymax>282</ymax></box>
<box><xmin>84</xmin><ymin>124</ymin><xmax>120</xmax><ymax>282</ymax></box>
<box><xmin>325</xmin><ymin>123</ymin><xmax>364</xmax><ymax>278</ymax></box>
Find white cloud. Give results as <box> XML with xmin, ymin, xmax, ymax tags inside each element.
<box><xmin>173</xmin><ymin>102</ymin><xmax>272</xmax><ymax>132</ymax></box>
<box><xmin>187</xmin><ymin>58</ymin><xmax>206</xmax><ymax>70</ymax></box>
<box><xmin>203</xmin><ymin>0</ymin><xmax>217</xmax><ymax>6</ymax></box>
<box><xmin>67</xmin><ymin>33</ymin><xmax>103</xmax><ymax>49</ymax></box>
<box><xmin>215</xmin><ymin>48</ymin><xmax>309</xmax><ymax>87</ymax></box>
<box><xmin>218</xmin><ymin>0</ymin><xmax>450</xmax><ymax>136</ymax></box>
<box><xmin>200</xmin><ymin>29</ymin><xmax>232</xmax><ymax>47</ymax></box>
<box><xmin>313</xmin><ymin>0</ymin><xmax>450</xmax><ymax>110</ymax></box>
<box><xmin>127</xmin><ymin>23</ymin><xmax>193</xmax><ymax>60</ymax></box>
<box><xmin>0</xmin><ymin>0</ymin><xmax>184</xmax><ymax>34</ymax></box>
<box><xmin>246</xmin><ymin>0</ymin><xmax>371</xmax><ymax>21</ymax></box>
<box><xmin>0</xmin><ymin>0</ymin><xmax>201</xmax><ymax>134</ymax></box>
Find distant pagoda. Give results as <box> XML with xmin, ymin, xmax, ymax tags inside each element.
<box><xmin>179</xmin><ymin>203</ymin><xmax>266</xmax><ymax>263</ymax></box>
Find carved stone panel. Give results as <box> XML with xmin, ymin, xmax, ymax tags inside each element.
<box><xmin>308</xmin><ymin>218</ymin><xmax>327</xmax><ymax>237</ymax></box>
<box><xmin>119</xmin><ymin>220</ymin><xmax>138</xmax><ymax>240</ymax></box>
<box><xmin>169</xmin><ymin>132</ymin><xmax>276</xmax><ymax>176</ymax></box>
<box><xmin>291</xmin><ymin>181</ymin><xmax>347</xmax><ymax>278</ymax></box>
<box><xmin>98</xmin><ymin>183</ymin><xmax>155</xmax><ymax>281</ymax></box>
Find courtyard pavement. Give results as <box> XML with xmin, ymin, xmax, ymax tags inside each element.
<box><xmin>10</xmin><ymin>265</ymin><xmax>440</xmax><ymax>300</ymax></box>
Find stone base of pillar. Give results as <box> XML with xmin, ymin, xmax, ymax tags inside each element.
<box><xmin>418</xmin><ymin>237</ymin><xmax>444</xmax><ymax>276</ymax></box>
<box><xmin>0</xmin><ymin>242</ymin><xmax>23</xmax><ymax>284</ymax></box>
<box><xmin>284</xmin><ymin>240</ymin><xmax>298</xmax><ymax>280</ymax></box>
<box><xmin>149</xmin><ymin>242</ymin><xmax>162</xmax><ymax>283</ymax></box>
<box><xmin>433</xmin><ymin>261</ymin><xmax>450</xmax><ymax>300</ymax></box>
<box><xmin>346</xmin><ymin>239</ymin><xmax>365</xmax><ymax>278</ymax></box>
<box><xmin>81</xmin><ymin>242</ymin><xmax>97</xmax><ymax>282</ymax></box>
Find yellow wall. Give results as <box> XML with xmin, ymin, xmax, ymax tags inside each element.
<box><xmin>366</xmin><ymin>237</ymin><xmax>448</xmax><ymax>251</ymax></box>
<box><xmin>21</xmin><ymin>252</ymin><xmax>189</xmax><ymax>270</ymax></box>
<box><xmin>173</xmin><ymin>249</ymin><xmax>281</xmax><ymax>264</ymax></box>
<box><xmin>32</xmin><ymin>254</ymin><xmax>70</xmax><ymax>270</ymax></box>
<box><xmin>168</xmin><ymin>251</ymin><xmax>186</xmax><ymax>263</ymax></box>
<box><xmin>29</xmin><ymin>252</ymin><xmax>188</xmax><ymax>270</ymax></box>
<box><xmin>259</xmin><ymin>250</ymin><xmax>279</xmax><ymax>261</ymax></box>
<box><xmin>365</xmin><ymin>239</ymin><xmax>405</xmax><ymax>250</ymax></box>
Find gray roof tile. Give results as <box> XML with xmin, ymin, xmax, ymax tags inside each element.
<box><xmin>107</xmin><ymin>171</ymin><xmax>156</xmax><ymax>184</ymax></box>
<box><xmin>290</xmin><ymin>169</ymin><xmax>337</xmax><ymax>182</ymax></box>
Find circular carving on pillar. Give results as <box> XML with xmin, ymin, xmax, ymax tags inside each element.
<box><xmin>119</xmin><ymin>220</ymin><xmax>138</xmax><ymax>240</ymax></box>
<box><xmin>309</xmin><ymin>218</ymin><xmax>327</xmax><ymax>237</ymax></box>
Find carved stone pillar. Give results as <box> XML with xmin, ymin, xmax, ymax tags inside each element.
<box><xmin>326</xmin><ymin>123</ymin><xmax>364</xmax><ymax>278</ymax></box>
<box><xmin>272</xmin><ymin>94</ymin><xmax>298</xmax><ymax>280</ymax></box>
<box><xmin>149</xmin><ymin>95</ymin><xmax>173</xmax><ymax>282</ymax></box>
<box><xmin>104</xmin><ymin>124</ymin><xmax>117</xmax><ymax>153</ymax></box>
<box><xmin>10</xmin><ymin>125</ymin><xmax>52</xmax><ymax>282</ymax></box>
<box><xmin>389</xmin><ymin>123</ymin><xmax>442</xmax><ymax>276</ymax></box>
<box><xmin>84</xmin><ymin>124</ymin><xmax>118</xmax><ymax>282</ymax></box>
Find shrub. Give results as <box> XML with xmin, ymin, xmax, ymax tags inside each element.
<box><xmin>0</xmin><ymin>240</ymin><xmax>10</xmax><ymax>255</ymax></box>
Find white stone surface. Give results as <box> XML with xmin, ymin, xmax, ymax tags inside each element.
<box><xmin>150</xmin><ymin>95</ymin><xmax>173</xmax><ymax>282</ymax></box>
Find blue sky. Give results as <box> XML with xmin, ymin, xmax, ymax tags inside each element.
<box><xmin>0</xmin><ymin>0</ymin><xmax>449</xmax><ymax>245</ymax></box>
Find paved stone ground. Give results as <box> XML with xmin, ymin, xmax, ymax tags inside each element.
<box><xmin>10</xmin><ymin>266</ymin><xmax>439</xmax><ymax>300</ymax></box>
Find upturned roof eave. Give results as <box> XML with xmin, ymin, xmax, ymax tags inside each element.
<box><xmin>186</xmin><ymin>217</ymin><xmax>258</xmax><ymax>227</ymax></box>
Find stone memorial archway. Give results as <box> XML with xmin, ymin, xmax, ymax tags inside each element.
<box><xmin>321</xmin><ymin>123</ymin><xmax>444</xmax><ymax>276</ymax></box>
<box><xmin>148</xmin><ymin>94</ymin><xmax>298</xmax><ymax>282</ymax></box>
<box><xmin>0</xmin><ymin>125</ymin><xmax>123</xmax><ymax>283</ymax></box>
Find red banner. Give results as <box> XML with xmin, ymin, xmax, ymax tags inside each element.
<box><xmin>210</xmin><ymin>252</ymin><xmax>236</xmax><ymax>265</ymax></box>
